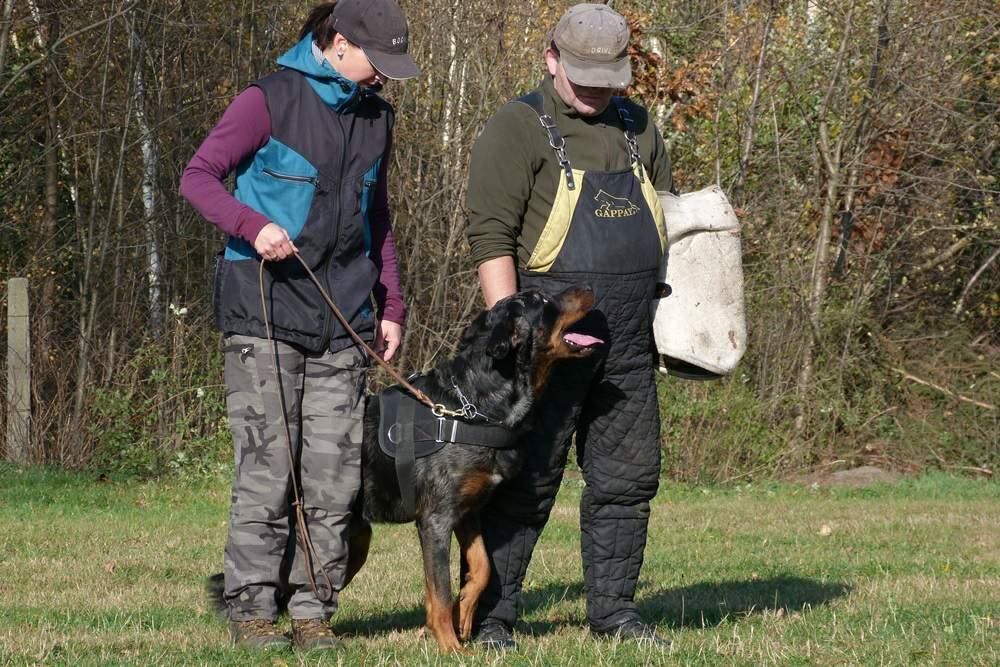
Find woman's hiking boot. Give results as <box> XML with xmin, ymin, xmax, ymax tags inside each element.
<box><xmin>229</xmin><ymin>618</ymin><xmax>290</xmax><ymax>650</ymax></box>
<box><xmin>291</xmin><ymin>618</ymin><xmax>341</xmax><ymax>650</ymax></box>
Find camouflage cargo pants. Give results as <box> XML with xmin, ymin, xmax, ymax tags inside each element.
<box><xmin>222</xmin><ymin>334</ymin><xmax>368</xmax><ymax>621</ymax></box>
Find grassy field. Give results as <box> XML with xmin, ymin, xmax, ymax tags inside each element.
<box><xmin>0</xmin><ymin>465</ymin><xmax>996</xmax><ymax>666</ymax></box>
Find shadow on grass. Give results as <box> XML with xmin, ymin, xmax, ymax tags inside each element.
<box><xmin>639</xmin><ymin>575</ymin><xmax>852</xmax><ymax>628</ymax></box>
<box><xmin>335</xmin><ymin>606</ymin><xmax>425</xmax><ymax>637</ymax></box>
<box><xmin>334</xmin><ymin>575</ymin><xmax>850</xmax><ymax>638</ymax></box>
<box><xmin>519</xmin><ymin>575</ymin><xmax>851</xmax><ymax>635</ymax></box>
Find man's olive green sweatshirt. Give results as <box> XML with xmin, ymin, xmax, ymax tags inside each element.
<box><xmin>466</xmin><ymin>76</ymin><xmax>674</xmax><ymax>268</ymax></box>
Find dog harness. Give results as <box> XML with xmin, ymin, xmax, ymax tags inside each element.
<box><xmin>378</xmin><ymin>378</ymin><xmax>517</xmax><ymax>515</ymax></box>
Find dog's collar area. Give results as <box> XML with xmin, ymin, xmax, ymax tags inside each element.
<box><xmin>400</xmin><ymin>374</ymin><xmax>503</xmax><ymax>424</ymax></box>
<box><xmin>439</xmin><ymin>382</ymin><xmax>502</xmax><ymax>424</ymax></box>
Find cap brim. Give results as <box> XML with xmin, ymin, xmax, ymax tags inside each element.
<box><xmin>364</xmin><ymin>48</ymin><xmax>421</xmax><ymax>81</ymax></box>
<box><xmin>560</xmin><ymin>50</ymin><xmax>632</xmax><ymax>89</ymax></box>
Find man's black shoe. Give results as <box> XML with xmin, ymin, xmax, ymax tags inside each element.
<box><xmin>591</xmin><ymin>617</ymin><xmax>671</xmax><ymax>647</ymax></box>
<box><xmin>472</xmin><ymin>620</ymin><xmax>517</xmax><ymax>650</ymax></box>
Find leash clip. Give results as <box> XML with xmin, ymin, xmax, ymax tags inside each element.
<box><xmin>432</xmin><ymin>403</ymin><xmax>462</xmax><ymax>418</ymax></box>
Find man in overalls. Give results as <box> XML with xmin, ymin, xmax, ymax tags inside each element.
<box><xmin>465</xmin><ymin>3</ymin><xmax>674</xmax><ymax>650</ymax></box>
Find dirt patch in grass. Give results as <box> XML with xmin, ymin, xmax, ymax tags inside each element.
<box><xmin>794</xmin><ymin>465</ymin><xmax>903</xmax><ymax>488</ymax></box>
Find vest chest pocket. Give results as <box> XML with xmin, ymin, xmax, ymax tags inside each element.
<box><xmin>262</xmin><ymin>167</ymin><xmax>320</xmax><ymax>188</ymax></box>
<box><xmin>257</xmin><ymin>166</ymin><xmax>326</xmax><ymax>244</ymax></box>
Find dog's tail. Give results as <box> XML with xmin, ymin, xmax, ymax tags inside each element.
<box><xmin>206</xmin><ymin>573</ymin><xmax>228</xmax><ymax>617</ymax></box>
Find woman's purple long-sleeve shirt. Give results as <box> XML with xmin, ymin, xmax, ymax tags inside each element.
<box><xmin>179</xmin><ymin>86</ymin><xmax>406</xmax><ymax>325</ymax></box>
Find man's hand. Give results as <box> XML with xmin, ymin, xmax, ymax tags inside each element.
<box><xmin>254</xmin><ymin>223</ymin><xmax>298</xmax><ymax>261</ymax></box>
<box><xmin>374</xmin><ymin>320</ymin><xmax>403</xmax><ymax>362</ymax></box>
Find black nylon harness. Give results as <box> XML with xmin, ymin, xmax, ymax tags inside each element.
<box><xmin>377</xmin><ymin>381</ymin><xmax>518</xmax><ymax>515</ymax></box>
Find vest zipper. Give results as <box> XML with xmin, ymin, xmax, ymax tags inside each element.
<box><xmin>262</xmin><ymin>167</ymin><xmax>320</xmax><ymax>187</ymax></box>
<box><xmin>319</xmin><ymin>112</ymin><xmax>351</xmax><ymax>349</ymax></box>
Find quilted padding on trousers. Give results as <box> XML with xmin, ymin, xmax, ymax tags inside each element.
<box><xmin>472</xmin><ymin>268</ymin><xmax>662</xmax><ymax>630</ymax></box>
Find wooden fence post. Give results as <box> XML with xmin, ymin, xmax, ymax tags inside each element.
<box><xmin>6</xmin><ymin>278</ymin><xmax>30</xmax><ymax>464</ymax></box>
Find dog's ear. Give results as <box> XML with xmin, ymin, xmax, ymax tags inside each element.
<box><xmin>486</xmin><ymin>312</ymin><xmax>513</xmax><ymax>358</ymax></box>
<box><xmin>486</xmin><ymin>300</ymin><xmax>529</xmax><ymax>359</ymax></box>
<box><xmin>510</xmin><ymin>314</ymin><xmax>531</xmax><ymax>349</ymax></box>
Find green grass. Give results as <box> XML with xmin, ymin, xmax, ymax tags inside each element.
<box><xmin>0</xmin><ymin>465</ymin><xmax>997</xmax><ymax>666</ymax></box>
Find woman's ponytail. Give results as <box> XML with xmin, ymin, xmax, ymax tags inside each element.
<box><xmin>300</xmin><ymin>3</ymin><xmax>339</xmax><ymax>50</ymax></box>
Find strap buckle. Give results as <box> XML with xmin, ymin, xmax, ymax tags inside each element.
<box><xmin>614</xmin><ymin>99</ymin><xmax>644</xmax><ymax>181</ymax></box>
<box><xmin>435</xmin><ymin>416</ymin><xmax>458</xmax><ymax>444</ymax></box>
<box><xmin>538</xmin><ymin>113</ymin><xmax>576</xmax><ymax>190</ymax></box>
<box><xmin>538</xmin><ymin>113</ymin><xmax>558</xmax><ymax>130</ymax></box>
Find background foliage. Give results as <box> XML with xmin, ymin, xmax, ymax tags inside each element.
<box><xmin>0</xmin><ymin>0</ymin><xmax>996</xmax><ymax>479</ymax></box>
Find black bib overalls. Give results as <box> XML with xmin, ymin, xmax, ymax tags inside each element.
<box><xmin>474</xmin><ymin>94</ymin><xmax>668</xmax><ymax>631</ymax></box>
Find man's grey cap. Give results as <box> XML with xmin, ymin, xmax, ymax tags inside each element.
<box><xmin>553</xmin><ymin>3</ymin><xmax>632</xmax><ymax>88</ymax></box>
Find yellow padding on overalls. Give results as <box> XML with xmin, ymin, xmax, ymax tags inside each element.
<box><xmin>527</xmin><ymin>164</ymin><xmax>666</xmax><ymax>273</ymax></box>
<box><xmin>636</xmin><ymin>163</ymin><xmax>668</xmax><ymax>253</ymax></box>
<box><xmin>525</xmin><ymin>168</ymin><xmax>587</xmax><ymax>273</ymax></box>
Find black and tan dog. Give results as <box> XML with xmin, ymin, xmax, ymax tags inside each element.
<box><xmin>347</xmin><ymin>286</ymin><xmax>600</xmax><ymax>651</ymax></box>
<box><xmin>210</xmin><ymin>287</ymin><xmax>602</xmax><ymax>651</ymax></box>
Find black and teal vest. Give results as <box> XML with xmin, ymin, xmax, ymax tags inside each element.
<box><xmin>213</xmin><ymin>38</ymin><xmax>393</xmax><ymax>353</ymax></box>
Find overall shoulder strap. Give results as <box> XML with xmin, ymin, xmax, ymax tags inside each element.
<box><xmin>516</xmin><ymin>90</ymin><xmax>545</xmax><ymax>115</ymax></box>
<box><xmin>517</xmin><ymin>91</ymin><xmax>576</xmax><ymax>191</ymax></box>
<box><xmin>612</xmin><ymin>97</ymin><xmax>645</xmax><ymax>183</ymax></box>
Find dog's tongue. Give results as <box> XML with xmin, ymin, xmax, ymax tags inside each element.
<box><xmin>564</xmin><ymin>332</ymin><xmax>604</xmax><ymax>347</ymax></box>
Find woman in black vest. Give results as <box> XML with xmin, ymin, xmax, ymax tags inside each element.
<box><xmin>180</xmin><ymin>0</ymin><xmax>419</xmax><ymax>651</ymax></box>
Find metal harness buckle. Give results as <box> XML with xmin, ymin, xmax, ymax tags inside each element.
<box><xmin>435</xmin><ymin>416</ymin><xmax>458</xmax><ymax>444</ymax></box>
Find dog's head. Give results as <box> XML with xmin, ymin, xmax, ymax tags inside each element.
<box><xmin>472</xmin><ymin>285</ymin><xmax>602</xmax><ymax>382</ymax></box>
<box><xmin>447</xmin><ymin>286</ymin><xmax>603</xmax><ymax>426</ymax></box>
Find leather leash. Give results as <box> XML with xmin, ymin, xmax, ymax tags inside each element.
<box><xmin>289</xmin><ymin>252</ymin><xmax>464</xmax><ymax>418</ymax></box>
<box><xmin>255</xmin><ymin>251</ymin><xmax>465</xmax><ymax>602</ymax></box>
<box><xmin>257</xmin><ymin>259</ymin><xmax>335</xmax><ymax>602</ymax></box>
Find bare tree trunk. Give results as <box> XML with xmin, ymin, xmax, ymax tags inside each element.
<box><xmin>796</xmin><ymin>126</ymin><xmax>844</xmax><ymax>432</ymax></box>
<box><xmin>36</xmin><ymin>5</ymin><xmax>60</xmax><ymax>391</ymax></box>
<box><xmin>834</xmin><ymin>0</ymin><xmax>891</xmax><ymax>277</ymax></box>
<box><xmin>732</xmin><ymin>5</ymin><xmax>774</xmax><ymax>202</ymax></box>
<box><xmin>794</xmin><ymin>5</ymin><xmax>854</xmax><ymax>434</ymax></box>
<box><xmin>440</xmin><ymin>0</ymin><xmax>461</xmax><ymax>159</ymax></box>
<box><xmin>72</xmin><ymin>14</ymin><xmax>122</xmax><ymax>455</ymax></box>
<box><xmin>130</xmin><ymin>19</ymin><xmax>163</xmax><ymax>335</ymax></box>
<box><xmin>0</xmin><ymin>0</ymin><xmax>15</xmax><ymax>83</ymax></box>
<box><xmin>805</xmin><ymin>0</ymin><xmax>820</xmax><ymax>44</ymax></box>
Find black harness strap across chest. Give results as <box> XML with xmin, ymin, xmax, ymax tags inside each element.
<box><xmin>378</xmin><ymin>385</ymin><xmax>518</xmax><ymax>515</ymax></box>
<box><xmin>393</xmin><ymin>391</ymin><xmax>418</xmax><ymax>514</ymax></box>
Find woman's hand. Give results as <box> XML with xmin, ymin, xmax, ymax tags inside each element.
<box><xmin>254</xmin><ymin>223</ymin><xmax>298</xmax><ymax>261</ymax></box>
<box><xmin>374</xmin><ymin>320</ymin><xmax>403</xmax><ymax>362</ymax></box>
